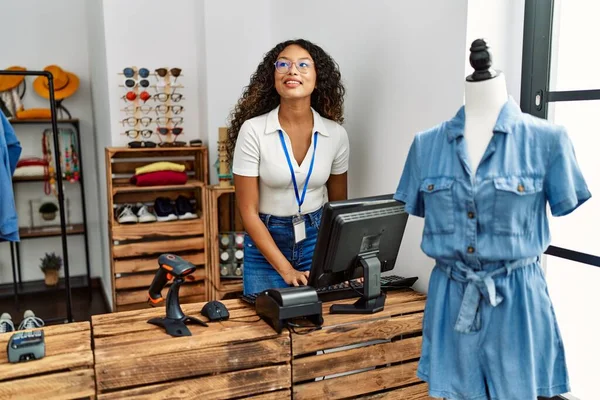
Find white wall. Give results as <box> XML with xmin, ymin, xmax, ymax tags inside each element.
<box><xmin>0</xmin><ymin>0</ymin><xmax>104</xmax><ymax>285</ymax></box>
<box><xmin>270</xmin><ymin>0</ymin><xmax>469</xmax><ymax>293</ymax></box>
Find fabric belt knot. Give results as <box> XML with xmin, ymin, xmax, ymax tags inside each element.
<box><xmin>438</xmin><ymin>256</ymin><xmax>539</xmax><ymax>334</ymax></box>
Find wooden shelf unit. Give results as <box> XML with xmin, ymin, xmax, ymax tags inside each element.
<box><xmin>206</xmin><ymin>185</ymin><xmax>245</xmax><ymax>300</ymax></box>
<box><xmin>105</xmin><ymin>146</ymin><xmax>209</xmax><ymax>312</ymax></box>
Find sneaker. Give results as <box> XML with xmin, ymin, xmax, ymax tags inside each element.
<box><xmin>117</xmin><ymin>204</ymin><xmax>138</xmax><ymax>224</ymax></box>
<box><xmin>136</xmin><ymin>203</ymin><xmax>157</xmax><ymax>223</ymax></box>
<box><xmin>175</xmin><ymin>195</ymin><xmax>198</xmax><ymax>220</ymax></box>
<box><xmin>18</xmin><ymin>310</ymin><xmax>44</xmax><ymax>330</ymax></box>
<box><xmin>154</xmin><ymin>197</ymin><xmax>177</xmax><ymax>222</ymax></box>
<box><xmin>0</xmin><ymin>313</ymin><xmax>15</xmax><ymax>333</ymax></box>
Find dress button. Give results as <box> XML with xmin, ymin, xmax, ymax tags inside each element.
<box><xmin>467</xmin><ymin>246</ymin><xmax>475</xmax><ymax>254</ymax></box>
<box><xmin>517</xmin><ymin>184</ymin><xmax>525</xmax><ymax>192</ymax></box>
<box><xmin>467</xmin><ymin>212</ymin><xmax>475</xmax><ymax>219</ymax></box>
<box><xmin>428</xmin><ymin>184</ymin><xmax>434</xmax><ymax>191</ymax></box>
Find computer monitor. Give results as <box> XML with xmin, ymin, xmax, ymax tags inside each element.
<box><xmin>308</xmin><ymin>194</ymin><xmax>409</xmax><ymax>314</ymax></box>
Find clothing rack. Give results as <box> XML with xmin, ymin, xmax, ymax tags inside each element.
<box><xmin>0</xmin><ymin>69</ymin><xmax>74</xmax><ymax>322</ymax></box>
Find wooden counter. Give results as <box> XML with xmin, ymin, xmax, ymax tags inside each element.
<box><xmin>92</xmin><ymin>299</ymin><xmax>291</xmax><ymax>399</ymax></box>
<box><xmin>0</xmin><ymin>322</ymin><xmax>95</xmax><ymax>400</ymax></box>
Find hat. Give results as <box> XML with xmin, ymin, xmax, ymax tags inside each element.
<box><xmin>33</xmin><ymin>65</ymin><xmax>79</xmax><ymax>100</ymax></box>
<box><xmin>0</xmin><ymin>66</ymin><xmax>26</xmax><ymax>92</ymax></box>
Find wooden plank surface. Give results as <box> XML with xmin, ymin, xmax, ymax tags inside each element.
<box><xmin>357</xmin><ymin>383</ymin><xmax>433</xmax><ymax>399</ymax></box>
<box><xmin>293</xmin><ymin>336</ymin><xmax>422</xmax><ymax>382</ymax></box>
<box><xmin>112</xmin><ymin>236</ymin><xmax>205</xmax><ymax>258</ymax></box>
<box><xmin>97</xmin><ymin>364</ymin><xmax>290</xmax><ymax>399</ymax></box>
<box><xmin>95</xmin><ymin>336</ymin><xmax>290</xmax><ymax>391</ymax></box>
<box><xmin>292</xmin><ymin>312</ymin><xmax>423</xmax><ymax>355</ymax></box>
<box><xmin>293</xmin><ymin>360</ymin><xmax>420</xmax><ymax>400</ymax></box>
<box><xmin>0</xmin><ymin>369</ymin><xmax>95</xmax><ymax>400</ymax></box>
<box><xmin>116</xmin><ymin>281</ymin><xmax>204</xmax><ymax>305</ymax></box>
<box><xmin>115</xmin><ymin>269</ymin><xmax>205</xmax><ymax>290</ymax></box>
<box><xmin>109</xmin><ymin>146</ymin><xmax>207</xmax><ymax>158</ymax></box>
<box><xmin>246</xmin><ymin>389</ymin><xmax>291</xmax><ymax>399</ymax></box>
<box><xmin>114</xmin><ymin>252</ymin><xmax>205</xmax><ymax>274</ymax></box>
<box><xmin>112</xmin><ymin>179</ymin><xmax>203</xmax><ymax>195</ymax></box>
<box><xmin>112</xmin><ymin>218</ymin><xmax>204</xmax><ymax>241</ymax></box>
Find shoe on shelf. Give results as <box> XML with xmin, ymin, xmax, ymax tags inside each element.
<box><xmin>0</xmin><ymin>313</ymin><xmax>15</xmax><ymax>333</ymax></box>
<box><xmin>175</xmin><ymin>195</ymin><xmax>198</xmax><ymax>220</ymax></box>
<box><xmin>18</xmin><ymin>310</ymin><xmax>45</xmax><ymax>331</ymax></box>
<box><xmin>136</xmin><ymin>203</ymin><xmax>157</xmax><ymax>223</ymax></box>
<box><xmin>117</xmin><ymin>204</ymin><xmax>138</xmax><ymax>224</ymax></box>
<box><xmin>154</xmin><ymin>197</ymin><xmax>177</xmax><ymax>222</ymax></box>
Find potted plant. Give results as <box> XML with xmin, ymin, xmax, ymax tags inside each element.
<box><xmin>40</xmin><ymin>252</ymin><xmax>62</xmax><ymax>286</ymax></box>
<box><xmin>39</xmin><ymin>202</ymin><xmax>58</xmax><ymax>221</ymax></box>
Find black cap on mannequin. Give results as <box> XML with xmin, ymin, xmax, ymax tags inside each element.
<box><xmin>466</xmin><ymin>39</ymin><xmax>499</xmax><ymax>82</ymax></box>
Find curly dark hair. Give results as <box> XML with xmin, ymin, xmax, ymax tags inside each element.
<box><xmin>226</xmin><ymin>39</ymin><xmax>345</xmax><ymax>165</ymax></box>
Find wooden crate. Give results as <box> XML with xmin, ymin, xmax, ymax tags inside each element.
<box><xmin>291</xmin><ymin>290</ymin><xmax>433</xmax><ymax>400</ymax></box>
<box><xmin>92</xmin><ymin>299</ymin><xmax>291</xmax><ymax>399</ymax></box>
<box><xmin>0</xmin><ymin>322</ymin><xmax>95</xmax><ymax>400</ymax></box>
<box><xmin>206</xmin><ymin>185</ymin><xmax>244</xmax><ymax>300</ymax></box>
<box><xmin>105</xmin><ymin>147</ymin><xmax>210</xmax><ymax>311</ymax></box>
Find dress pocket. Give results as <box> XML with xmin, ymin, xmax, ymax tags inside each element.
<box><xmin>493</xmin><ymin>176</ymin><xmax>543</xmax><ymax>235</ymax></box>
<box><xmin>420</xmin><ymin>177</ymin><xmax>455</xmax><ymax>234</ymax></box>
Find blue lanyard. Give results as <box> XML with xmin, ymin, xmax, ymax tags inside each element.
<box><xmin>278</xmin><ymin>130</ymin><xmax>318</xmax><ymax>214</ymax></box>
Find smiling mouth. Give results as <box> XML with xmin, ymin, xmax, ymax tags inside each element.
<box><xmin>284</xmin><ymin>80</ymin><xmax>302</xmax><ymax>86</ymax></box>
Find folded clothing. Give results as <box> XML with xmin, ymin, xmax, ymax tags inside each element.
<box><xmin>17</xmin><ymin>157</ymin><xmax>48</xmax><ymax>167</ymax></box>
<box><xmin>13</xmin><ymin>165</ymin><xmax>46</xmax><ymax>177</ymax></box>
<box><xmin>130</xmin><ymin>170</ymin><xmax>188</xmax><ymax>186</ymax></box>
<box><xmin>135</xmin><ymin>161</ymin><xmax>185</xmax><ymax>175</ymax></box>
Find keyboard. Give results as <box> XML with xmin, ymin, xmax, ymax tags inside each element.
<box><xmin>241</xmin><ymin>275</ymin><xmax>418</xmax><ymax>305</ymax></box>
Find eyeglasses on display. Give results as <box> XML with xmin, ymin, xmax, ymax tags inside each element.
<box><xmin>121</xmin><ymin>117</ymin><xmax>152</xmax><ymax>127</ymax></box>
<box><xmin>156</xmin><ymin>117</ymin><xmax>183</xmax><ymax>125</ymax></box>
<box><xmin>155</xmin><ymin>105</ymin><xmax>184</xmax><ymax>115</ymax></box>
<box><xmin>153</xmin><ymin>92</ymin><xmax>183</xmax><ymax>102</ymax></box>
<box><xmin>123</xmin><ymin>129</ymin><xmax>153</xmax><ymax>139</ymax></box>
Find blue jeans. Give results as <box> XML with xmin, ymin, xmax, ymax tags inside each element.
<box><xmin>243</xmin><ymin>208</ymin><xmax>322</xmax><ymax>294</ymax></box>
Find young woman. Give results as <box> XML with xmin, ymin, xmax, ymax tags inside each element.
<box><xmin>228</xmin><ymin>39</ymin><xmax>349</xmax><ymax>294</ymax></box>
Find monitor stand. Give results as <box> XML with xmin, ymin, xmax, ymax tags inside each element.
<box><xmin>329</xmin><ymin>253</ymin><xmax>386</xmax><ymax>314</ymax></box>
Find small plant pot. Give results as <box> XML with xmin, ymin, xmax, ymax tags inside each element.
<box><xmin>41</xmin><ymin>212</ymin><xmax>57</xmax><ymax>221</ymax></box>
<box><xmin>44</xmin><ymin>270</ymin><xmax>59</xmax><ymax>286</ymax></box>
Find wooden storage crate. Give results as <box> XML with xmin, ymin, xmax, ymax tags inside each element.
<box><xmin>206</xmin><ymin>185</ymin><xmax>244</xmax><ymax>300</ymax></box>
<box><xmin>106</xmin><ymin>147</ymin><xmax>209</xmax><ymax>311</ymax></box>
<box><xmin>291</xmin><ymin>290</ymin><xmax>432</xmax><ymax>400</ymax></box>
<box><xmin>0</xmin><ymin>322</ymin><xmax>95</xmax><ymax>399</ymax></box>
<box><xmin>92</xmin><ymin>299</ymin><xmax>291</xmax><ymax>399</ymax></box>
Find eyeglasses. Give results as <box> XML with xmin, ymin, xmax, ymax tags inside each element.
<box><xmin>123</xmin><ymin>129</ymin><xmax>153</xmax><ymax>139</ymax></box>
<box><xmin>122</xmin><ymin>91</ymin><xmax>151</xmax><ymax>103</ymax></box>
<box><xmin>156</xmin><ymin>117</ymin><xmax>183</xmax><ymax>125</ymax></box>
<box><xmin>155</xmin><ymin>105</ymin><xmax>184</xmax><ymax>115</ymax></box>
<box><xmin>124</xmin><ymin>78</ymin><xmax>150</xmax><ymax>88</ymax></box>
<box><xmin>128</xmin><ymin>140</ymin><xmax>156</xmax><ymax>148</ymax></box>
<box><xmin>121</xmin><ymin>117</ymin><xmax>152</xmax><ymax>127</ymax></box>
<box><xmin>274</xmin><ymin>58</ymin><xmax>313</xmax><ymax>74</ymax></box>
<box><xmin>157</xmin><ymin>127</ymin><xmax>183</xmax><ymax>135</ymax></box>
<box><xmin>122</xmin><ymin>105</ymin><xmax>153</xmax><ymax>115</ymax></box>
<box><xmin>123</xmin><ymin>67</ymin><xmax>150</xmax><ymax>78</ymax></box>
<box><xmin>153</xmin><ymin>92</ymin><xmax>183</xmax><ymax>102</ymax></box>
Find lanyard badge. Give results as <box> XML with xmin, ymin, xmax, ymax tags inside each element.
<box><xmin>279</xmin><ymin>130</ymin><xmax>318</xmax><ymax>244</ymax></box>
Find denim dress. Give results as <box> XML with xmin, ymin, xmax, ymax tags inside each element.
<box><xmin>394</xmin><ymin>97</ymin><xmax>591</xmax><ymax>400</ymax></box>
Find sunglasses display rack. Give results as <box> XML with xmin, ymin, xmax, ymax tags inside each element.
<box><xmin>206</xmin><ymin>185</ymin><xmax>246</xmax><ymax>300</ymax></box>
<box><xmin>119</xmin><ymin>66</ymin><xmax>185</xmax><ymax>148</ymax></box>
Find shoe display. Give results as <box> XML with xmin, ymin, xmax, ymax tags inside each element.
<box><xmin>0</xmin><ymin>313</ymin><xmax>15</xmax><ymax>333</ymax></box>
<box><xmin>136</xmin><ymin>203</ymin><xmax>157</xmax><ymax>223</ymax></box>
<box><xmin>18</xmin><ymin>310</ymin><xmax>45</xmax><ymax>330</ymax></box>
<box><xmin>175</xmin><ymin>195</ymin><xmax>198</xmax><ymax>220</ymax></box>
<box><xmin>117</xmin><ymin>204</ymin><xmax>138</xmax><ymax>224</ymax></box>
<box><xmin>154</xmin><ymin>197</ymin><xmax>177</xmax><ymax>222</ymax></box>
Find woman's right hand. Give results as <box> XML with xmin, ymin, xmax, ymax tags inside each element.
<box><xmin>281</xmin><ymin>268</ymin><xmax>310</xmax><ymax>286</ymax></box>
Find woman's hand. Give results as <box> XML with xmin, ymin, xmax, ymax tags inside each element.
<box><xmin>281</xmin><ymin>268</ymin><xmax>310</xmax><ymax>286</ymax></box>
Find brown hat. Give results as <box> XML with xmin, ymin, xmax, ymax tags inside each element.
<box><xmin>0</xmin><ymin>66</ymin><xmax>26</xmax><ymax>92</ymax></box>
<box><xmin>33</xmin><ymin>65</ymin><xmax>79</xmax><ymax>100</ymax></box>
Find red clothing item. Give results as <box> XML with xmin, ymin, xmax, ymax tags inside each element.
<box><xmin>17</xmin><ymin>157</ymin><xmax>48</xmax><ymax>167</ymax></box>
<box><xmin>130</xmin><ymin>170</ymin><xmax>188</xmax><ymax>186</ymax></box>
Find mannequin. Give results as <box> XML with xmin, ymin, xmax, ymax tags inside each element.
<box><xmin>464</xmin><ymin>39</ymin><xmax>508</xmax><ymax>173</ymax></box>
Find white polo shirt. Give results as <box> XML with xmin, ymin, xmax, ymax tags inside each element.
<box><xmin>232</xmin><ymin>106</ymin><xmax>349</xmax><ymax>217</ymax></box>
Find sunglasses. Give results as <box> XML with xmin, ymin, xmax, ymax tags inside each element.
<box><xmin>121</xmin><ymin>117</ymin><xmax>152</xmax><ymax>127</ymax></box>
<box><xmin>155</xmin><ymin>105</ymin><xmax>184</xmax><ymax>115</ymax></box>
<box><xmin>155</xmin><ymin>68</ymin><xmax>182</xmax><ymax>78</ymax></box>
<box><xmin>124</xmin><ymin>129</ymin><xmax>153</xmax><ymax>139</ymax></box>
<box><xmin>122</xmin><ymin>91</ymin><xmax>152</xmax><ymax>103</ymax></box>
<box><xmin>156</xmin><ymin>117</ymin><xmax>183</xmax><ymax>125</ymax></box>
<box><xmin>122</xmin><ymin>105</ymin><xmax>153</xmax><ymax>115</ymax></box>
<box><xmin>157</xmin><ymin>127</ymin><xmax>183</xmax><ymax>135</ymax></box>
<box><xmin>158</xmin><ymin>141</ymin><xmax>186</xmax><ymax>147</ymax></box>
<box><xmin>123</xmin><ymin>67</ymin><xmax>150</xmax><ymax>78</ymax></box>
<box><xmin>124</xmin><ymin>78</ymin><xmax>150</xmax><ymax>88</ymax></box>
<box><xmin>128</xmin><ymin>140</ymin><xmax>157</xmax><ymax>148</ymax></box>
<box><xmin>153</xmin><ymin>92</ymin><xmax>183</xmax><ymax>103</ymax></box>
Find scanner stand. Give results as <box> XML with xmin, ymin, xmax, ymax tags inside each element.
<box><xmin>148</xmin><ymin>277</ymin><xmax>208</xmax><ymax>337</ymax></box>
